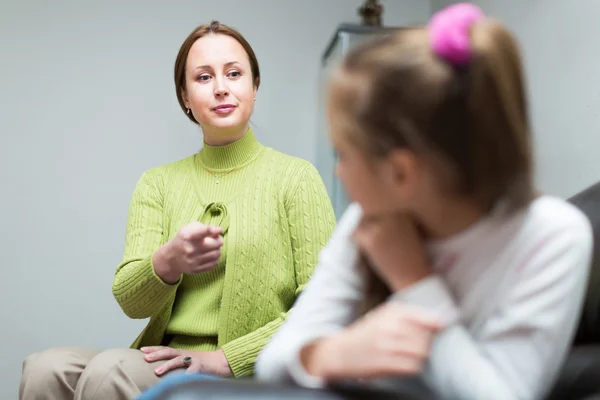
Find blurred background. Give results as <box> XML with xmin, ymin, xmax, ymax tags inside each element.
<box><xmin>1</xmin><ymin>0</ymin><xmax>599</xmax><ymax>398</ymax></box>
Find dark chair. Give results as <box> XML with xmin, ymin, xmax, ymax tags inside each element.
<box><xmin>546</xmin><ymin>181</ymin><xmax>600</xmax><ymax>399</ymax></box>
<box><xmin>159</xmin><ymin>182</ymin><xmax>600</xmax><ymax>399</ymax></box>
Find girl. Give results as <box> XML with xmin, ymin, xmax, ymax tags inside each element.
<box><xmin>256</xmin><ymin>3</ymin><xmax>593</xmax><ymax>400</ymax></box>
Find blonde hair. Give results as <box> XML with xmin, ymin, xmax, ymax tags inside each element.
<box><xmin>333</xmin><ymin>21</ymin><xmax>534</xmax><ymax>214</ymax></box>
<box><xmin>333</xmin><ymin>20</ymin><xmax>535</xmax><ymax>311</ymax></box>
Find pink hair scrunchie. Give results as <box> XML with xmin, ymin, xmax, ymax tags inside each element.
<box><xmin>428</xmin><ymin>2</ymin><xmax>485</xmax><ymax>66</ymax></box>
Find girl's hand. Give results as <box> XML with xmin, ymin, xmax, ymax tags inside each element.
<box><xmin>301</xmin><ymin>302</ymin><xmax>441</xmax><ymax>380</ymax></box>
<box><xmin>140</xmin><ymin>346</ymin><xmax>233</xmax><ymax>377</ymax></box>
<box><xmin>354</xmin><ymin>212</ymin><xmax>430</xmax><ymax>291</ymax></box>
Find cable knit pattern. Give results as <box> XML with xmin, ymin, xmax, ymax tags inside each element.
<box><xmin>112</xmin><ymin>129</ymin><xmax>336</xmax><ymax>377</ymax></box>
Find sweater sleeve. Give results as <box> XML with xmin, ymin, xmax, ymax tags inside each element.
<box><xmin>221</xmin><ymin>161</ymin><xmax>337</xmax><ymax>377</ymax></box>
<box><xmin>255</xmin><ymin>203</ymin><xmax>365</xmax><ymax>385</ymax></box>
<box><xmin>393</xmin><ymin>223</ymin><xmax>593</xmax><ymax>400</ymax></box>
<box><xmin>112</xmin><ymin>170</ymin><xmax>180</xmax><ymax>319</ymax></box>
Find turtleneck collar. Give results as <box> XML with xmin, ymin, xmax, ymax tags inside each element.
<box><xmin>198</xmin><ymin>128</ymin><xmax>264</xmax><ymax>170</ymax></box>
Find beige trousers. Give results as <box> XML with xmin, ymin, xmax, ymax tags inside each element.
<box><xmin>19</xmin><ymin>347</ymin><xmax>182</xmax><ymax>400</ymax></box>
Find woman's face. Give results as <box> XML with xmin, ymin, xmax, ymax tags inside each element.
<box><xmin>182</xmin><ymin>34</ymin><xmax>257</xmax><ymax>144</ymax></box>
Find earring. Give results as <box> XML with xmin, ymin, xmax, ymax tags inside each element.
<box><xmin>186</xmin><ymin>108</ymin><xmax>191</xmax><ymax>114</ymax></box>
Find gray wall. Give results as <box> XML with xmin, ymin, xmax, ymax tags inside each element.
<box><xmin>5</xmin><ymin>1</ymin><xmax>597</xmax><ymax>397</ymax></box>
<box><xmin>432</xmin><ymin>0</ymin><xmax>600</xmax><ymax>198</ymax></box>
<box><xmin>0</xmin><ymin>0</ymin><xmax>430</xmax><ymax>397</ymax></box>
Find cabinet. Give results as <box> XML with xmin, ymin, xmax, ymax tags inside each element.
<box><xmin>316</xmin><ymin>23</ymin><xmax>398</xmax><ymax>218</ymax></box>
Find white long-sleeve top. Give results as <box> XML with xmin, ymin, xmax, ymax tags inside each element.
<box><xmin>256</xmin><ymin>196</ymin><xmax>593</xmax><ymax>400</ymax></box>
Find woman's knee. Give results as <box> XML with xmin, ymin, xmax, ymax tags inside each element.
<box><xmin>20</xmin><ymin>347</ymin><xmax>96</xmax><ymax>397</ymax></box>
<box><xmin>82</xmin><ymin>348</ymin><xmax>140</xmax><ymax>378</ymax></box>
<box><xmin>76</xmin><ymin>348</ymin><xmax>158</xmax><ymax>397</ymax></box>
<box><xmin>22</xmin><ymin>347</ymin><xmax>81</xmax><ymax>381</ymax></box>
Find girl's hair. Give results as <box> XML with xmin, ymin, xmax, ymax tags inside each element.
<box><xmin>174</xmin><ymin>21</ymin><xmax>261</xmax><ymax>124</ymax></box>
<box><xmin>336</xmin><ymin>4</ymin><xmax>535</xmax><ymax>312</ymax></box>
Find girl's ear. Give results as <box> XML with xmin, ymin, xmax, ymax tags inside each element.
<box><xmin>385</xmin><ymin>149</ymin><xmax>420</xmax><ymax>200</ymax></box>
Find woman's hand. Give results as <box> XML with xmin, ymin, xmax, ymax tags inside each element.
<box><xmin>153</xmin><ymin>222</ymin><xmax>224</xmax><ymax>283</ymax></box>
<box><xmin>301</xmin><ymin>301</ymin><xmax>442</xmax><ymax>380</ymax></box>
<box><xmin>354</xmin><ymin>212</ymin><xmax>430</xmax><ymax>291</ymax></box>
<box><xmin>140</xmin><ymin>346</ymin><xmax>233</xmax><ymax>377</ymax></box>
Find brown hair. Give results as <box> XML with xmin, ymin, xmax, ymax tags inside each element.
<box><xmin>333</xmin><ymin>21</ymin><xmax>535</xmax><ymax>311</ymax></box>
<box><xmin>174</xmin><ymin>21</ymin><xmax>261</xmax><ymax>124</ymax></box>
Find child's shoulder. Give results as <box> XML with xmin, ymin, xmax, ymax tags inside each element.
<box><xmin>512</xmin><ymin>195</ymin><xmax>593</xmax><ymax>266</ymax></box>
<box><xmin>527</xmin><ymin>195</ymin><xmax>591</xmax><ymax>233</ymax></box>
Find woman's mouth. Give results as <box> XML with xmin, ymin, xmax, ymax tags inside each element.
<box><xmin>213</xmin><ymin>104</ymin><xmax>237</xmax><ymax>115</ymax></box>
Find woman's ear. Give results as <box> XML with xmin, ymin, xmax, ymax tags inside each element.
<box><xmin>181</xmin><ymin>88</ymin><xmax>190</xmax><ymax>109</ymax></box>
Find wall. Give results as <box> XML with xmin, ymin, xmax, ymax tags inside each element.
<box><xmin>431</xmin><ymin>0</ymin><xmax>600</xmax><ymax>198</ymax></box>
<box><xmin>0</xmin><ymin>0</ymin><xmax>430</xmax><ymax>397</ymax></box>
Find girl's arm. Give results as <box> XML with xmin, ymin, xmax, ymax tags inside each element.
<box><xmin>255</xmin><ymin>203</ymin><xmax>366</xmax><ymax>385</ymax></box>
<box><xmin>394</xmin><ymin>220</ymin><xmax>593</xmax><ymax>400</ymax></box>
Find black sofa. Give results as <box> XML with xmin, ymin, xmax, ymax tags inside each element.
<box><xmin>159</xmin><ymin>182</ymin><xmax>600</xmax><ymax>400</ymax></box>
<box><xmin>545</xmin><ymin>181</ymin><xmax>600</xmax><ymax>400</ymax></box>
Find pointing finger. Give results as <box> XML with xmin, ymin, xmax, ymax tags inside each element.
<box><xmin>203</xmin><ymin>236</ymin><xmax>223</xmax><ymax>250</ymax></box>
<box><xmin>207</xmin><ymin>225</ymin><xmax>223</xmax><ymax>237</ymax></box>
<box><xmin>181</xmin><ymin>222</ymin><xmax>210</xmax><ymax>241</ymax></box>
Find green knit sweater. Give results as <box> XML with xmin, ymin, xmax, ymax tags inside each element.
<box><xmin>112</xmin><ymin>129</ymin><xmax>336</xmax><ymax>377</ymax></box>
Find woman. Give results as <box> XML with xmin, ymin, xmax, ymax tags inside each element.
<box><xmin>19</xmin><ymin>20</ymin><xmax>336</xmax><ymax>400</ymax></box>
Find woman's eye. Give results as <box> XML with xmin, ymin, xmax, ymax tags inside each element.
<box><xmin>197</xmin><ymin>74</ymin><xmax>211</xmax><ymax>82</ymax></box>
<box><xmin>228</xmin><ymin>71</ymin><xmax>241</xmax><ymax>78</ymax></box>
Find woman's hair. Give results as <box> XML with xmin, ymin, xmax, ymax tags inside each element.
<box><xmin>174</xmin><ymin>21</ymin><xmax>261</xmax><ymax>124</ymax></box>
<box><xmin>337</xmin><ymin>4</ymin><xmax>535</xmax><ymax>312</ymax></box>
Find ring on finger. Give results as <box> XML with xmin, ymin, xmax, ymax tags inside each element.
<box><xmin>183</xmin><ymin>356</ymin><xmax>192</xmax><ymax>366</ymax></box>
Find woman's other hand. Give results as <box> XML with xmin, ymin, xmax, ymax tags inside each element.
<box><xmin>153</xmin><ymin>222</ymin><xmax>223</xmax><ymax>283</ymax></box>
<box><xmin>140</xmin><ymin>346</ymin><xmax>232</xmax><ymax>377</ymax></box>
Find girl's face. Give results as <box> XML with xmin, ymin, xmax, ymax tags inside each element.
<box><xmin>328</xmin><ymin>84</ymin><xmax>431</xmax><ymax>217</ymax></box>
<box><xmin>332</xmin><ymin>135</ymin><xmax>391</xmax><ymax>217</ymax></box>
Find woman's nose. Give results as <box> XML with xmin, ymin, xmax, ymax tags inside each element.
<box><xmin>214</xmin><ymin>79</ymin><xmax>230</xmax><ymax>97</ymax></box>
